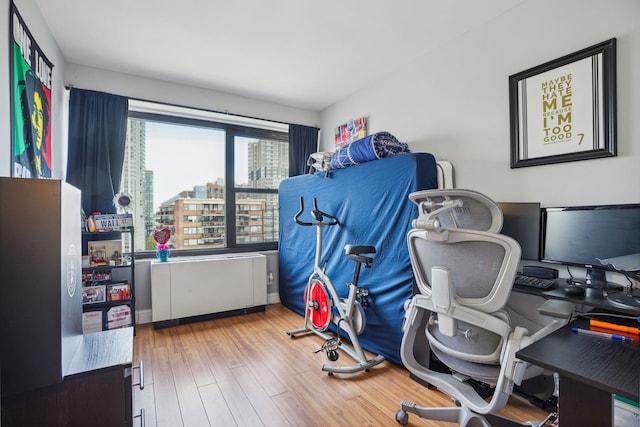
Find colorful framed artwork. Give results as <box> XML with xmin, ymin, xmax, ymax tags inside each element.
<box><xmin>335</xmin><ymin>117</ymin><xmax>367</xmax><ymax>148</ymax></box>
<box><xmin>9</xmin><ymin>1</ymin><xmax>54</xmax><ymax>178</ymax></box>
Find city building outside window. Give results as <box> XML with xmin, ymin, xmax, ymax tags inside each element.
<box><xmin>120</xmin><ymin>100</ymin><xmax>289</xmax><ymax>255</ymax></box>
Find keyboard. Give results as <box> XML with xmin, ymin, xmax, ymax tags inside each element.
<box><xmin>514</xmin><ymin>273</ymin><xmax>556</xmax><ymax>290</ymax></box>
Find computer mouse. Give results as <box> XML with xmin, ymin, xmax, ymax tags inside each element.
<box><xmin>564</xmin><ymin>284</ymin><xmax>586</xmax><ymax>296</ymax></box>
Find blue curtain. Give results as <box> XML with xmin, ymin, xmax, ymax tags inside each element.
<box><xmin>288</xmin><ymin>124</ymin><xmax>319</xmax><ymax>176</ymax></box>
<box><xmin>66</xmin><ymin>88</ymin><xmax>128</xmax><ymax>215</ymax></box>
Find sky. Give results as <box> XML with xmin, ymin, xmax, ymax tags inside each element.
<box><xmin>144</xmin><ymin>121</ymin><xmax>249</xmax><ymax>210</ymax></box>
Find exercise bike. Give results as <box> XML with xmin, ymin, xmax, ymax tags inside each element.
<box><xmin>286</xmin><ymin>197</ymin><xmax>385</xmax><ymax>375</ymax></box>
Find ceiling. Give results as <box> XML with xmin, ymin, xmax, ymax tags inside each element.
<box><xmin>35</xmin><ymin>0</ymin><xmax>524</xmax><ymax>111</ymax></box>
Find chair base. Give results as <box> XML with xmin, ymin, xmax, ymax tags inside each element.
<box><xmin>412</xmin><ymin>353</ymin><xmax>555</xmax><ymax>406</ymax></box>
<box><xmin>396</xmin><ymin>399</ymin><xmax>540</xmax><ymax>427</ymax></box>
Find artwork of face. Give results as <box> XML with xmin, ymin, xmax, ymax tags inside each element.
<box><xmin>30</xmin><ymin>90</ymin><xmax>45</xmax><ymax>174</ymax></box>
<box><xmin>32</xmin><ymin>90</ymin><xmax>44</xmax><ymax>148</ymax></box>
<box><xmin>17</xmin><ymin>71</ymin><xmax>51</xmax><ymax>177</ymax></box>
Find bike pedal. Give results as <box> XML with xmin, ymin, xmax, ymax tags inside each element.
<box><xmin>357</xmin><ymin>287</ymin><xmax>370</xmax><ymax>297</ymax></box>
<box><xmin>324</xmin><ymin>338</ymin><xmax>339</xmax><ymax>351</ymax></box>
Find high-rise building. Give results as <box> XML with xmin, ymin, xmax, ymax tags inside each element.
<box><xmin>144</xmin><ymin>170</ymin><xmax>155</xmax><ymax>247</ymax></box>
<box><xmin>247</xmin><ymin>139</ymin><xmax>288</xmax><ymax>240</ymax></box>
<box><xmin>248</xmin><ymin>139</ymin><xmax>289</xmax><ymax>189</ymax></box>
<box><xmin>121</xmin><ymin>119</ymin><xmax>147</xmax><ymax>250</ymax></box>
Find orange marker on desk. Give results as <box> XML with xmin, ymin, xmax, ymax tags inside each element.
<box><xmin>590</xmin><ymin>319</ymin><xmax>640</xmax><ymax>335</ymax></box>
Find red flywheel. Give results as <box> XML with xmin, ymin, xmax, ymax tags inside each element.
<box><xmin>305</xmin><ymin>280</ymin><xmax>331</xmax><ymax>331</ymax></box>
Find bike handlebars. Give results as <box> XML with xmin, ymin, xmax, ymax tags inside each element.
<box><xmin>294</xmin><ymin>197</ymin><xmax>339</xmax><ymax>226</ymax></box>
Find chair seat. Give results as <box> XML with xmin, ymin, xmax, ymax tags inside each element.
<box><xmin>344</xmin><ymin>244</ymin><xmax>376</xmax><ymax>256</ymax></box>
<box><xmin>431</xmin><ymin>345</ymin><xmax>501</xmax><ymax>386</ymax></box>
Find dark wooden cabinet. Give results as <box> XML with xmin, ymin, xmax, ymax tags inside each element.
<box><xmin>0</xmin><ymin>178</ymin><xmax>83</xmax><ymax>396</ymax></box>
<box><xmin>0</xmin><ymin>179</ymin><xmax>140</xmax><ymax>426</ymax></box>
<box><xmin>1</xmin><ymin>328</ymin><xmax>137</xmax><ymax>427</ymax></box>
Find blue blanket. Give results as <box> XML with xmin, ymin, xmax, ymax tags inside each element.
<box><xmin>331</xmin><ymin>131</ymin><xmax>410</xmax><ymax>169</ymax></box>
<box><xmin>279</xmin><ymin>153</ymin><xmax>438</xmax><ymax>365</ymax></box>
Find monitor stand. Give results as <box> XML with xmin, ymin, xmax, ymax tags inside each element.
<box><xmin>567</xmin><ymin>277</ymin><xmax>624</xmax><ymax>291</ymax></box>
<box><xmin>572</xmin><ymin>267</ymin><xmax>624</xmax><ymax>291</ymax></box>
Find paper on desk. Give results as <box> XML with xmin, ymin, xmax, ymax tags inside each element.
<box><xmin>597</xmin><ymin>253</ymin><xmax>640</xmax><ymax>272</ymax></box>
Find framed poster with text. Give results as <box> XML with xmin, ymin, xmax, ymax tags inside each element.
<box><xmin>509</xmin><ymin>39</ymin><xmax>616</xmax><ymax>168</ymax></box>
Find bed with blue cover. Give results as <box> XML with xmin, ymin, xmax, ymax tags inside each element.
<box><xmin>278</xmin><ymin>152</ymin><xmax>439</xmax><ymax>365</ymax></box>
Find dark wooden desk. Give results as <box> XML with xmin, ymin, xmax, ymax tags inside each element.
<box><xmin>513</xmin><ymin>279</ymin><xmax>640</xmax><ymax>316</ymax></box>
<box><xmin>516</xmin><ymin>317</ymin><xmax>640</xmax><ymax>427</ymax></box>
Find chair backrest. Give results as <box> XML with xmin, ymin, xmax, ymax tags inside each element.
<box><xmin>408</xmin><ymin>189</ymin><xmax>520</xmax><ymax>310</ymax></box>
<box><xmin>409</xmin><ymin>189</ymin><xmax>503</xmax><ymax>234</ymax></box>
<box><xmin>407</xmin><ymin>189</ymin><xmax>521</xmax><ymax>375</ymax></box>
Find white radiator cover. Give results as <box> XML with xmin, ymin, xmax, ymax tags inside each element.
<box><xmin>150</xmin><ymin>254</ymin><xmax>267</xmax><ymax>323</ymax></box>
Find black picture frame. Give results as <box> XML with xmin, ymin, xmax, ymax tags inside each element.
<box><xmin>509</xmin><ymin>39</ymin><xmax>617</xmax><ymax>168</ymax></box>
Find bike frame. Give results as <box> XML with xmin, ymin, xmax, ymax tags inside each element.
<box><xmin>287</xmin><ymin>197</ymin><xmax>385</xmax><ymax>375</ymax></box>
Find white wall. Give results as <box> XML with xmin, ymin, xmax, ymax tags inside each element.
<box><xmin>320</xmin><ymin>0</ymin><xmax>640</xmax><ymax>207</ymax></box>
<box><xmin>0</xmin><ymin>0</ymin><xmax>67</xmax><ymax>178</ymax></box>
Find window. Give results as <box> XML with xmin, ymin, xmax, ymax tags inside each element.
<box><xmin>121</xmin><ymin>100</ymin><xmax>288</xmax><ymax>254</ymax></box>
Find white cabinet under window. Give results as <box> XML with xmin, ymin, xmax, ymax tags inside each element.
<box><xmin>150</xmin><ymin>254</ymin><xmax>267</xmax><ymax>328</ymax></box>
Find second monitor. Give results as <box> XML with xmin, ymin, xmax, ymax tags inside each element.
<box><xmin>498</xmin><ymin>202</ymin><xmax>541</xmax><ymax>261</ymax></box>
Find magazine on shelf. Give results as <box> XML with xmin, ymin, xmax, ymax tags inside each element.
<box><xmin>92</xmin><ymin>270</ymin><xmax>112</xmax><ymax>282</ymax></box>
<box><xmin>107</xmin><ymin>305</ymin><xmax>131</xmax><ymax>329</ymax></box>
<box><xmin>82</xmin><ymin>310</ymin><xmax>104</xmax><ymax>333</ymax></box>
<box><xmin>82</xmin><ymin>285</ymin><xmax>106</xmax><ymax>304</ymax></box>
<box><xmin>107</xmin><ymin>282</ymin><xmax>131</xmax><ymax>301</ymax></box>
<box><xmin>82</xmin><ymin>271</ymin><xmax>93</xmax><ymax>285</ymax></box>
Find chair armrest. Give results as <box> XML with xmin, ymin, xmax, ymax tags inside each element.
<box><xmin>537</xmin><ymin>299</ymin><xmax>575</xmax><ymax>320</ymax></box>
<box><xmin>521</xmin><ymin>300</ymin><xmax>575</xmax><ymax>348</ymax></box>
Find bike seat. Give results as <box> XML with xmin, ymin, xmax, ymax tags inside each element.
<box><xmin>344</xmin><ymin>245</ymin><xmax>376</xmax><ymax>256</ymax></box>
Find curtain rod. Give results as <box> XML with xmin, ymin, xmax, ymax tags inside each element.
<box><xmin>63</xmin><ymin>85</ymin><xmax>319</xmax><ymax>130</ymax></box>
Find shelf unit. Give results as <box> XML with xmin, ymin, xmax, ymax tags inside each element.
<box><xmin>82</xmin><ymin>227</ymin><xmax>136</xmax><ymax>333</ymax></box>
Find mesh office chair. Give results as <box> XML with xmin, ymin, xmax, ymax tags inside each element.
<box><xmin>396</xmin><ymin>189</ymin><xmax>574</xmax><ymax>427</ymax></box>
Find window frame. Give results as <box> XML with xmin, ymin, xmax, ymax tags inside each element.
<box><xmin>128</xmin><ymin>109</ymin><xmax>288</xmax><ymax>257</ymax></box>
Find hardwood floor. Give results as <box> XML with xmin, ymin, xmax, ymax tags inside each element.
<box><xmin>133</xmin><ymin>303</ymin><xmax>549</xmax><ymax>426</ymax></box>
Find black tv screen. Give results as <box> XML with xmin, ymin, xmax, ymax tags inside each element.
<box><xmin>541</xmin><ymin>204</ymin><xmax>640</xmax><ymax>275</ymax></box>
<box><xmin>498</xmin><ymin>202</ymin><xmax>541</xmax><ymax>261</ymax></box>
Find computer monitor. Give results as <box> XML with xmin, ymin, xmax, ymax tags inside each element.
<box><xmin>541</xmin><ymin>203</ymin><xmax>640</xmax><ymax>286</ymax></box>
<box><xmin>498</xmin><ymin>202</ymin><xmax>541</xmax><ymax>261</ymax></box>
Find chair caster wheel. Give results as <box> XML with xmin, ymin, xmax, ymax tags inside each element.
<box><xmin>395</xmin><ymin>409</ymin><xmax>408</xmax><ymax>425</ymax></box>
<box><xmin>327</xmin><ymin>350</ymin><xmax>339</xmax><ymax>361</ymax></box>
<box><xmin>327</xmin><ymin>371</ymin><xmax>334</xmax><ymax>377</ymax></box>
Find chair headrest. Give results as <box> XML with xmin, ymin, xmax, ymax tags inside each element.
<box><xmin>409</xmin><ymin>189</ymin><xmax>503</xmax><ymax>233</ymax></box>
